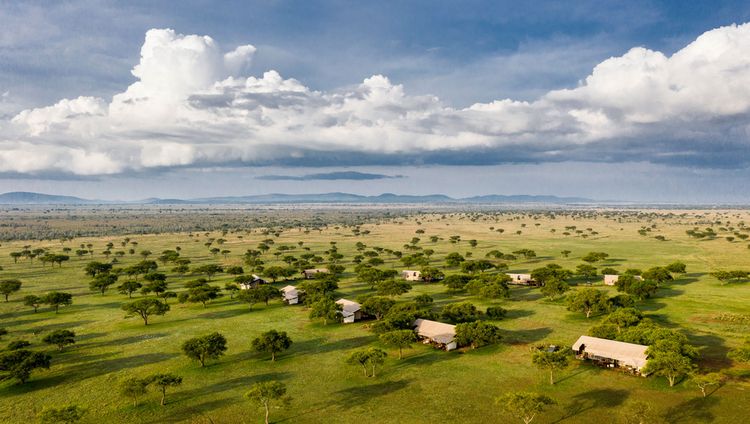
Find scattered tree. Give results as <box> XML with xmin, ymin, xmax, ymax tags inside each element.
<box><xmin>566</xmin><ymin>288</ymin><xmax>609</xmax><ymax>318</ymax></box>
<box><xmin>121</xmin><ymin>298</ymin><xmax>169</xmax><ymax>325</ymax></box>
<box><xmin>252</xmin><ymin>330</ymin><xmax>293</xmax><ymax>361</ymax></box>
<box><xmin>495</xmin><ymin>391</ymin><xmax>556</xmax><ymax>424</ymax></box>
<box><xmin>181</xmin><ymin>332</ymin><xmax>228</xmax><ymax>367</ymax></box>
<box><xmin>0</xmin><ymin>279</ymin><xmax>22</xmax><ymax>302</ymax></box>
<box><xmin>147</xmin><ymin>373</ymin><xmax>183</xmax><ymax>406</ymax></box>
<box><xmin>246</xmin><ymin>381</ymin><xmax>291</xmax><ymax>424</ymax></box>
<box><xmin>379</xmin><ymin>330</ymin><xmax>417</xmax><ymax>359</ymax></box>
<box><xmin>43</xmin><ymin>330</ymin><xmax>76</xmax><ymax>351</ymax></box>
<box><xmin>38</xmin><ymin>405</ymin><xmax>86</xmax><ymax>424</ymax></box>
<box><xmin>43</xmin><ymin>292</ymin><xmax>73</xmax><ymax>313</ymax></box>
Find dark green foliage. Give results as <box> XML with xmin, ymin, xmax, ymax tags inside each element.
<box><xmin>43</xmin><ymin>330</ymin><xmax>76</xmax><ymax>351</ymax></box>
<box><xmin>486</xmin><ymin>306</ymin><xmax>507</xmax><ymax>320</ymax></box>
<box><xmin>0</xmin><ymin>349</ymin><xmax>51</xmax><ymax>383</ymax></box>
<box><xmin>252</xmin><ymin>330</ymin><xmax>292</xmax><ymax>361</ymax></box>
<box><xmin>441</xmin><ymin>302</ymin><xmax>482</xmax><ymax>323</ymax></box>
<box><xmin>181</xmin><ymin>332</ymin><xmax>228</xmax><ymax>367</ymax></box>
<box><xmin>121</xmin><ymin>298</ymin><xmax>169</xmax><ymax>325</ymax></box>
<box><xmin>455</xmin><ymin>321</ymin><xmax>502</xmax><ymax>349</ymax></box>
<box><xmin>43</xmin><ymin>292</ymin><xmax>73</xmax><ymax>313</ymax></box>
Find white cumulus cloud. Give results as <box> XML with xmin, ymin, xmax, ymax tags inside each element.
<box><xmin>5</xmin><ymin>24</ymin><xmax>750</xmax><ymax>176</ymax></box>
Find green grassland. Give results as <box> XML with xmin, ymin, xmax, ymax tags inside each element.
<box><xmin>1</xmin><ymin>208</ymin><xmax>750</xmax><ymax>423</ymax></box>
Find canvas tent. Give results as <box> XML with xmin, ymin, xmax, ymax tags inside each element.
<box><xmin>572</xmin><ymin>335</ymin><xmax>649</xmax><ymax>375</ymax></box>
<box><xmin>506</xmin><ymin>273</ymin><xmax>535</xmax><ymax>285</ymax></box>
<box><xmin>414</xmin><ymin>318</ymin><xmax>457</xmax><ymax>351</ymax></box>
<box><xmin>238</xmin><ymin>274</ymin><xmax>268</xmax><ymax>290</ymax></box>
<box><xmin>336</xmin><ymin>298</ymin><xmax>363</xmax><ymax>323</ymax></box>
<box><xmin>402</xmin><ymin>270</ymin><xmax>422</xmax><ymax>281</ymax></box>
<box><xmin>303</xmin><ymin>268</ymin><xmax>328</xmax><ymax>279</ymax></box>
<box><xmin>281</xmin><ymin>285</ymin><xmax>300</xmax><ymax>305</ymax></box>
<box><xmin>603</xmin><ymin>274</ymin><xmax>643</xmax><ymax>286</ymax></box>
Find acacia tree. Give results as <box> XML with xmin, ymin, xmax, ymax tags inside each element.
<box><xmin>531</xmin><ymin>344</ymin><xmax>570</xmax><ymax>384</ymax></box>
<box><xmin>643</xmin><ymin>351</ymin><xmax>696</xmax><ymax>387</ymax></box>
<box><xmin>455</xmin><ymin>321</ymin><xmax>502</xmax><ymax>349</ymax></box>
<box><xmin>620</xmin><ymin>400</ymin><xmax>653</xmax><ymax>424</ymax></box>
<box><xmin>246</xmin><ymin>381</ymin><xmax>291</xmax><ymax>424</ymax></box>
<box><xmin>361</xmin><ymin>296</ymin><xmax>396</xmax><ymax>320</ymax></box>
<box><xmin>181</xmin><ymin>332</ymin><xmax>228</xmax><ymax>367</ymax></box>
<box><xmin>90</xmin><ymin>273</ymin><xmax>118</xmax><ymax>295</ymax></box>
<box><xmin>0</xmin><ymin>279</ymin><xmax>22</xmax><ymax>302</ymax></box>
<box><xmin>540</xmin><ymin>278</ymin><xmax>569</xmax><ymax>300</ymax></box>
<box><xmin>692</xmin><ymin>372</ymin><xmax>724</xmax><ymax>398</ymax></box>
<box><xmin>120</xmin><ymin>377</ymin><xmax>150</xmax><ymax>407</ymax></box>
<box><xmin>122</xmin><ymin>298</ymin><xmax>169</xmax><ymax>325</ymax></box>
<box><xmin>346</xmin><ymin>348</ymin><xmax>387</xmax><ymax>377</ymax></box>
<box><xmin>38</xmin><ymin>405</ymin><xmax>86</xmax><ymax>424</ymax></box>
<box><xmin>496</xmin><ymin>391</ymin><xmax>556</xmax><ymax>424</ymax></box>
<box><xmin>379</xmin><ymin>330</ymin><xmax>417</xmax><ymax>359</ymax></box>
<box><xmin>44</xmin><ymin>292</ymin><xmax>73</xmax><ymax>313</ymax></box>
<box><xmin>0</xmin><ymin>349</ymin><xmax>51</xmax><ymax>383</ymax></box>
<box><xmin>147</xmin><ymin>373</ymin><xmax>182</xmax><ymax>406</ymax></box>
<box><xmin>43</xmin><ymin>330</ymin><xmax>76</xmax><ymax>351</ymax></box>
<box><xmin>566</xmin><ymin>288</ymin><xmax>609</xmax><ymax>318</ymax></box>
<box><xmin>308</xmin><ymin>297</ymin><xmax>342</xmax><ymax>325</ymax></box>
<box><xmin>117</xmin><ymin>281</ymin><xmax>142</xmax><ymax>298</ymax></box>
<box><xmin>376</xmin><ymin>279</ymin><xmax>412</xmax><ymax>297</ymax></box>
<box><xmin>252</xmin><ymin>330</ymin><xmax>292</xmax><ymax>361</ymax></box>
<box><xmin>23</xmin><ymin>295</ymin><xmax>43</xmax><ymax>313</ymax></box>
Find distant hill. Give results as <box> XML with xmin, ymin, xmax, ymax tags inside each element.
<box><xmin>463</xmin><ymin>194</ymin><xmax>592</xmax><ymax>203</ymax></box>
<box><xmin>0</xmin><ymin>192</ymin><xmax>96</xmax><ymax>204</ymax></box>
<box><xmin>0</xmin><ymin>191</ymin><xmax>596</xmax><ymax>205</ymax></box>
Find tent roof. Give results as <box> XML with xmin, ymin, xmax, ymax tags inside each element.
<box><xmin>572</xmin><ymin>335</ymin><xmax>648</xmax><ymax>370</ymax></box>
<box><xmin>414</xmin><ymin>319</ymin><xmax>456</xmax><ymax>344</ymax></box>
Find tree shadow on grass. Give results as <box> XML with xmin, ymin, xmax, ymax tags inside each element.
<box><xmin>1</xmin><ymin>316</ymin><xmax>51</xmax><ymax>328</ymax></box>
<box><xmin>656</xmin><ymin>287</ymin><xmax>684</xmax><ymax>299</ymax></box>
<box><xmin>147</xmin><ymin>397</ymin><xmax>238</xmax><ymax>424</ymax></box>
<box><xmin>690</xmin><ymin>334</ymin><xmax>731</xmax><ymax>371</ymax></box>
<box><xmin>176</xmin><ymin>372</ymin><xmax>293</xmax><ymax>407</ymax></box>
<box><xmin>330</xmin><ymin>379</ymin><xmax>412</xmax><ymax>411</ymax></box>
<box><xmin>511</xmin><ymin>287</ymin><xmax>543</xmax><ymax>302</ymax></box>
<box><xmin>554</xmin><ymin>388</ymin><xmax>629</xmax><ymax>422</ymax></box>
<box><xmin>502</xmin><ymin>327</ymin><xmax>553</xmax><ymax>345</ymax></box>
<box><xmin>77</xmin><ymin>332</ymin><xmax>169</xmax><ymax>349</ymax></box>
<box><xmin>286</xmin><ymin>335</ymin><xmax>376</xmax><ymax>359</ymax></box>
<box><xmin>662</xmin><ymin>396</ymin><xmax>719</xmax><ymax>423</ymax></box>
<box><xmin>3</xmin><ymin>352</ymin><xmax>180</xmax><ymax>396</ymax></box>
<box><xmin>197</xmin><ymin>306</ymin><xmax>252</xmax><ymax>320</ymax></box>
<box><xmin>75</xmin><ymin>301</ymin><xmax>123</xmax><ymax>310</ymax></box>
<box><xmin>671</xmin><ymin>272</ymin><xmax>703</xmax><ymax>286</ymax></box>
<box><xmin>26</xmin><ymin>320</ymin><xmax>96</xmax><ymax>335</ymax></box>
<box><xmin>392</xmin><ymin>349</ymin><xmax>460</xmax><ymax>368</ymax></box>
<box><xmin>504</xmin><ymin>309</ymin><xmax>535</xmax><ymax>319</ymax></box>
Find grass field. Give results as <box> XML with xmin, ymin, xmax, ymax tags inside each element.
<box><xmin>1</xmin><ymin>208</ymin><xmax>750</xmax><ymax>423</ymax></box>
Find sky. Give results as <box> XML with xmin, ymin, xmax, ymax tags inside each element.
<box><xmin>2</xmin><ymin>0</ymin><xmax>750</xmax><ymax>203</ymax></box>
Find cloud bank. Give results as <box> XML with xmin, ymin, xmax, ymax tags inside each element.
<box><xmin>256</xmin><ymin>171</ymin><xmax>403</xmax><ymax>181</ymax></box>
<box><xmin>4</xmin><ymin>25</ymin><xmax>750</xmax><ymax>176</ymax></box>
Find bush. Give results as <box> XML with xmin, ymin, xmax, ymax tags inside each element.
<box><xmin>486</xmin><ymin>306</ymin><xmax>507</xmax><ymax>319</ymax></box>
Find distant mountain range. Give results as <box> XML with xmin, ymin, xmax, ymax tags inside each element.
<box><xmin>0</xmin><ymin>191</ymin><xmax>595</xmax><ymax>205</ymax></box>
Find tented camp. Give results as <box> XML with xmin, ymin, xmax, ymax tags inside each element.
<box><xmin>506</xmin><ymin>273</ymin><xmax>536</xmax><ymax>286</ymax></box>
<box><xmin>238</xmin><ymin>274</ymin><xmax>268</xmax><ymax>290</ymax></box>
<box><xmin>281</xmin><ymin>285</ymin><xmax>300</xmax><ymax>305</ymax></box>
<box><xmin>572</xmin><ymin>335</ymin><xmax>649</xmax><ymax>375</ymax></box>
<box><xmin>414</xmin><ymin>319</ymin><xmax>457</xmax><ymax>351</ymax></box>
<box><xmin>603</xmin><ymin>274</ymin><xmax>643</xmax><ymax>286</ymax></box>
<box><xmin>303</xmin><ymin>268</ymin><xmax>328</xmax><ymax>279</ymax></box>
<box><xmin>402</xmin><ymin>270</ymin><xmax>422</xmax><ymax>281</ymax></box>
<box><xmin>336</xmin><ymin>298</ymin><xmax>363</xmax><ymax>323</ymax></box>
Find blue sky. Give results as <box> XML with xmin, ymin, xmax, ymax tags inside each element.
<box><xmin>2</xmin><ymin>0</ymin><xmax>750</xmax><ymax>202</ymax></box>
